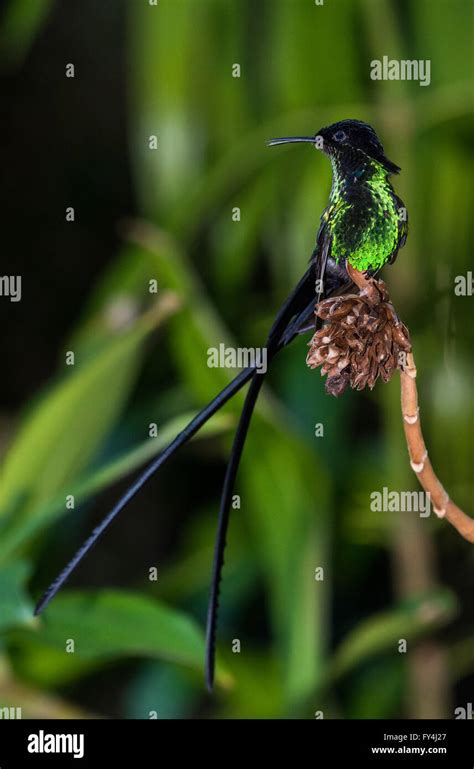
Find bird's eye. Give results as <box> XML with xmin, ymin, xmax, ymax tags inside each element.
<box><xmin>333</xmin><ymin>130</ymin><xmax>347</xmax><ymax>142</ymax></box>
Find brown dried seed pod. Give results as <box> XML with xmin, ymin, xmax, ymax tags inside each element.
<box><xmin>392</xmin><ymin>324</ymin><xmax>411</xmax><ymax>348</ymax></box>
<box><xmin>325</xmin><ymin>369</ymin><xmax>350</xmax><ymax>397</ymax></box>
<box><xmin>343</xmin><ymin>316</ymin><xmax>356</xmax><ymax>328</ymax></box>
<box><xmin>307</xmin><ymin>273</ymin><xmax>412</xmax><ymax>396</ymax></box>
<box><xmin>330</xmin><ymin>300</ymin><xmax>357</xmax><ymax>317</ymax></box>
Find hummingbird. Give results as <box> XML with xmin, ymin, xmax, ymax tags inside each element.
<box><xmin>34</xmin><ymin>119</ymin><xmax>407</xmax><ymax>691</ymax></box>
<box><xmin>268</xmin><ymin>119</ymin><xmax>408</xmax><ymax>302</ymax></box>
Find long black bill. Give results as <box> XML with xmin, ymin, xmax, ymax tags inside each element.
<box><xmin>266</xmin><ymin>136</ymin><xmax>315</xmax><ymax>146</ymax></box>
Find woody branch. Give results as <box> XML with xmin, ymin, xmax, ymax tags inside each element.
<box><xmin>400</xmin><ymin>352</ymin><xmax>474</xmax><ymax>543</ymax></box>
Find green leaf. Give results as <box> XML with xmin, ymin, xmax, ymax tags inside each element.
<box><xmin>329</xmin><ymin>589</ymin><xmax>457</xmax><ymax>683</ymax></box>
<box><xmin>29</xmin><ymin>591</ymin><xmax>222</xmax><ymax>680</ymax></box>
<box><xmin>123</xmin><ymin>223</ymin><xmax>240</xmax><ymax>404</ymax></box>
<box><xmin>0</xmin><ymin>561</ymin><xmax>34</xmax><ymax>631</ymax></box>
<box><xmin>242</xmin><ymin>420</ymin><xmax>330</xmax><ymax>705</ymax></box>
<box><xmin>0</xmin><ymin>295</ymin><xmax>179</xmax><ymax>522</ymax></box>
<box><xmin>0</xmin><ymin>411</ymin><xmax>233</xmax><ymax>562</ymax></box>
<box><xmin>0</xmin><ymin>0</ymin><xmax>54</xmax><ymax>65</ymax></box>
<box><xmin>6</xmin><ymin>638</ymin><xmax>100</xmax><ymax>688</ymax></box>
<box><xmin>218</xmin><ymin>652</ymin><xmax>284</xmax><ymax>720</ymax></box>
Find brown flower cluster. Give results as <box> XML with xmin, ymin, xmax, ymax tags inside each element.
<box><xmin>307</xmin><ymin>277</ymin><xmax>411</xmax><ymax>397</ymax></box>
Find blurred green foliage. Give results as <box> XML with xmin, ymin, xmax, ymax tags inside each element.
<box><xmin>0</xmin><ymin>0</ymin><xmax>472</xmax><ymax>719</ymax></box>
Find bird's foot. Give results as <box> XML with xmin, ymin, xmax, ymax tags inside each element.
<box><xmin>346</xmin><ymin>264</ymin><xmax>386</xmax><ymax>306</ymax></box>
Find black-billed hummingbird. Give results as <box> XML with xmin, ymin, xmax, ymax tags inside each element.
<box><xmin>268</xmin><ymin>118</ymin><xmax>407</xmax><ymax>293</ymax></box>
<box><xmin>34</xmin><ymin>119</ymin><xmax>407</xmax><ymax>691</ymax></box>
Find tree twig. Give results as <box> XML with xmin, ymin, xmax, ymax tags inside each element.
<box><xmin>400</xmin><ymin>352</ymin><xmax>474</xmax><ymax>543</ymax></box>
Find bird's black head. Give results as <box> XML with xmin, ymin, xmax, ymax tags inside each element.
<box><xmin>268</xmin><ymin>119</ymin><xmax>400</xmax><ymax>175</ymax></box>
<box><xmin>317</xmin><ymin>119</ymin><xmax>400</xmax><ymax>174</ymax></box>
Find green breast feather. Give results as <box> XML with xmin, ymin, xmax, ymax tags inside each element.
<box><xmin>328</xmin><ymin>165</ymin><xmax>401</xmax><ymax>272</ymax></box>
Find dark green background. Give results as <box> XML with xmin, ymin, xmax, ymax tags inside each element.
<box><xmin>0</xmin><ymin>0</ymin><xmax>472</xmax><ymax>719</ymax></box>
